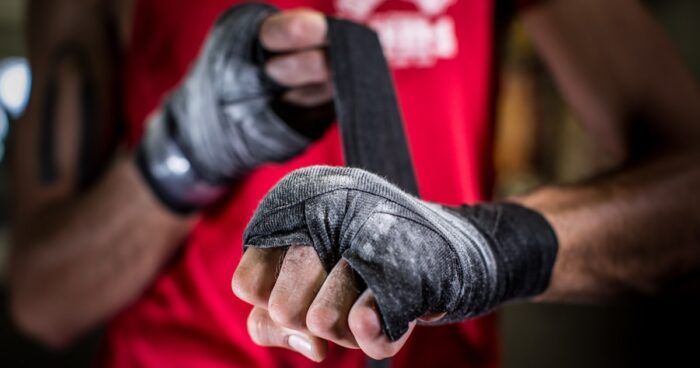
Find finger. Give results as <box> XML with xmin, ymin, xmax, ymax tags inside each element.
<box><xmin>260</xmin><ymin>9</ymin><xmax>327</xmax><ymax>51</ymax></box>
<box><xmin>248</xmin><ymin>307</ymin><xmax>328</xmax><ymax>362</ymax></box>
<box><xmin>265</xmin><ymin>50</ymin><xmax>329</xmax><ymax>88</ymax></box>
<box><xmin>231</xmin><ymin>247</ymin><xmax>286</xmax><ymax>309</ymax></box>
<box><xmin>282</xmin><ymin>82</ymin><xmax>334</xmax><ymax>107</ymax></box>
<box><xmin>348</xmin><ymin>290</ymin><xmax>416</xmax><ymax>360</ymax></box>
<box><xmin>306</xmin><ymin>260</ymin><xmax>361</xmax><ymax>349</ymax></box>
<box><xmin>268</xmin><ymin>245</ymin><xmax>327</xmax><ymax>331</ymax></box>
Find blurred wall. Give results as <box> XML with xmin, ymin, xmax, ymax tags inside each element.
<box><xmin>0</xmin><ymin>0</ymin><xmax>24</xmax><ymax>57</ymax></box>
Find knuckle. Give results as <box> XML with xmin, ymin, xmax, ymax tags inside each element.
<box><xmin>302</xmin><ymin>52</ymin><xmax>327</xmax><ymax>77</ymax></box>
<box><xmin>268</xmin><ymin>300</ymin><xmax>305</xmax><ymax>329</ymax></box>
<box><xmin>230</xmin><ymin>273</ymin><xmax>252</xmax><ymax>300</ymax></box>
<box><xmin>300</xmin><ymin>50</ymin><xmax>321</xmax><ymax>64</ymax></box>
<box><xmin>348</xmin><ymin>307</ymin><xmax>377</xmax><ymax>337</ymax></box>
<box><xmin>281</xmin><ymin>54</ymin><xmax>302</xmax><ymax>73</ymax></box>
<box><xmin>247</xmin><ymin>310</ymin><xmax>270</xmax><ymax>346</ymax></box>
<box><xmin>259</xmin><ymin>18</ymin><xmax>281</xmax><ymax>48</ymax></box>
<box><xmin>280</xmin><ymin>55</ymin><xmax>304</xmax><ymax>84</ymax></box>
<box><xmin>231</xmin><ymin>274</ymin><xmax>267</xmax><ymax>307</ymax></box>
<box><xmin>266</xmin><ymin>55</ymin><xmax>307</xmax><ymax>85</ymax></box>
<box><xmin>306</xmin><ymin>304</ymin><xmax>342</xmax><ymax>338</ymax></box>
<box><xmin>282</xmin><ymin>15</ymin><xmax>308</xmax><ymax>42</ymax></box>
<box><xmin>283</xmin><ymin>245</ymin><xmax>318</xmax><ymax>268</ymax></box>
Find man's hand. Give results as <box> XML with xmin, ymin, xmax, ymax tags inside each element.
<box><xmin>232</xmin><ymin>246</ymin><xmax>415</xmax><ymax>362</ymax></box>
<box><xmin>137</xmin><ymin>5</ymin><xmax>337</xmax><ymax>213</ymax></box>
<box><xmin>233</xmin><ymin>11</ymin><xmax>423</xmax><ymax>362</ymax></box>
<box><xmin>261</xmin><ymin>9</ymin><xmax>333</xmax><ymax>108</ymax></box>
<box><xmin>232</xmin><ymin>166</ymin><xmax>558</xmax><ymax>361</ymax></box>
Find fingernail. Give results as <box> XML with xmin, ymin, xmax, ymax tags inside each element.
<box><xmin>288</xmin><ymin>334</ymin><xmax>315</xmax><ymax>361</ymax></box>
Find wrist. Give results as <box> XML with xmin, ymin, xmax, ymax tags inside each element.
<box><xmin>136</xmin><ymin>109</ymin><xmax>227</xmax><ymax>214</ymax></box>
<box><xmin>453</xmin><ymin>202</ymin><xmax>558</xmax><ymax>309</ymax></box>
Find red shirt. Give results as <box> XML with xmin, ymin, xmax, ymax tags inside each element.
<box><xmin>102</xmin><ymin>0</ymin><xmax>498</xmax><ymax>366</ymax></box>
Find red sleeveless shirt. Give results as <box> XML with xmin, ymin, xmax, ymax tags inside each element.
<box><xmin>101</xmin><ymin>0</ymin><xmax>499</xmax><ymax>366</ymax></box>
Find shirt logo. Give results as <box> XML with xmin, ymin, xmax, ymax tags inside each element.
<box><xmin>335</xmin><ymin>0</ymin><xmax>459</xmax><ymax>68</ymax></box>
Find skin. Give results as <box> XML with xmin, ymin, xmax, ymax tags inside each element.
<box><xmin>232</xmin><ymin>0</ymin><xmax>700</xmax><ymax>362</ymax></box>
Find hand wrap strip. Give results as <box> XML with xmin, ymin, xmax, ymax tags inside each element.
<box><xmin>244</xmin><ymin>166</ymin><xmax>558</xmax><ymax>341</ymax></box>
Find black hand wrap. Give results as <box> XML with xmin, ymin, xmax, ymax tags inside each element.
<box><xmin>244</xmin><ymin>166</ymin><xmax>558</xmax><ymax>341</ymax></box>
<box><xmin>137</xmin><ymin>1</ymin><xmax>419</xmax><ymax>220</ymax></box>
<box><xmin>137</xmin><ymin>3</ymin><xmax>328</xmax><ymax>213</ymax></box>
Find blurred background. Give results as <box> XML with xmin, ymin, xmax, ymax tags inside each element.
<box><xmin>0</xmin><ymin>0</ymin><xmax>27</xmax><ymax>283</ymax></box>
<box><xmin>0</xmin><ymin>0</ymin><xmax>698</xmax><ymax>366</ymax></box>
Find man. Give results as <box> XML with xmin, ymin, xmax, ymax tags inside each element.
<box><xmin>9</xmin><ymin>0</ymin><xmax>499</xmax><ymax>366</ymax></box>
<box><xmin>7</xmin><ymin>0</ymin><xmax>700</xmax><ymax>367</ymax></box>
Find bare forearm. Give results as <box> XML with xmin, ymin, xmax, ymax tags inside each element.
<box><xmin>9</xmin><ymin>156</ymin><xmax>191</xmax><ymax>347</ymax></box>
<box><xmin>516</xmin><ymin>0</ymin><xmax>700</xmax><ymax>303</ymax></box>
<box><xmin>522</xmin><ymin>0</ymin><xmax>700</xmax><ymax>158</ymax></box>
<box><xmin>515</xmin><ymin>152</ymin><xmax>700</xmax><ymax>303</ymax></box>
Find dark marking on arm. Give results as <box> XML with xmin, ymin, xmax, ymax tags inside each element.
<box><xmin>39</xmin><ymin>65</ymin><xmax>59</xmax><ymax>184</ymax></box>
<box><xmin>77</xmin><ymin>54</ymin><xmax>98</xmax><ymax>191</ymax></box>
<box><xmin>77</xmin><ymin>8</ymin><xmax>125</xmax><ymax>191</ymax></box>
<box><xmin>37</xmin><ymin>44</ymin><xmax>94</xmax><ymax>187</ymax></box>
<box><xmin>37</xmin><ymin>31</ymin><xmax>124</xmax><ymax>190</ymax></box>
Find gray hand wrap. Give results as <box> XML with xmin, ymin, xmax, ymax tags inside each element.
<box><xmin>138</xmin><ymin>4</ymin><xmax>316</xmax><ymax>212</ymax></box>
<box><xmin>244</xmin><ymin>166</ymin><xmax>558</xmax><ymax>341</ymax></box>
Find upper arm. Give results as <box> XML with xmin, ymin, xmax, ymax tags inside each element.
<box><xmin>518</xmin><ymin>0</ymin><xmax>700</xmax><ymax>160</ymax></box>
<box><xmin>10</xmin><ymin>0</ymin><xmax>126</xmax><ymax>222</ymax></box>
